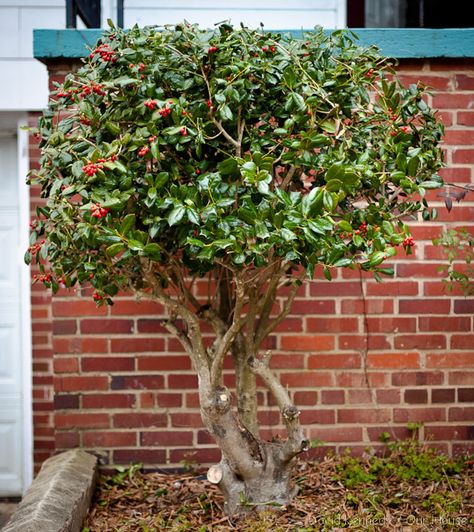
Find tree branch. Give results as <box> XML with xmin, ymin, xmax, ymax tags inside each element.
<box><xmin>249</xmin><ymin>352</ymin><xmax>308</xmax><ymax>461</ymax></box>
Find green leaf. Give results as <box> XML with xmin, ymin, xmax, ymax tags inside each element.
<box><xmin>325</xmin><ymin>163</ymin><xmax>345</xmax><ymax>182</ymax></box>
<box><xmin>168</xmin><ymin>205</ymin><xmax>186</xmax><ymax>226</ymax></box>
<box><xmin>369</xmin><ymin>251</ymin><xmax>386</xmax><ymax>267</ymax></box>
<box><xmin>144</xmin><ymin>243</ymin><xmax>161</xmax><ymax>259</ymax></box>
<box><xmin>187</xmin><ymin>208</ymin><xmax>200</xmax><ymax>225</ymax></box>
<box><xmin>320</xmin><ymin>120</ymin><xmax>336</xmax><ymax>134</ymax></box>
<box><xmin>323</xmin><ymin>266</ymin><xmax>332</xmax><ymax>280</ymax></box>
<box><xmin>121</xmin><ymin>214</ymin><xmax>136</xmax><ymax>235</ymax></box>
<box><xmin>333</xmin><ymin>257</ymin><xmax>352</xmax><ymax>267</ymax></box>
<box><xmin>326</xmin><ymin>179</ymin><xmax>343</xmax><ymax>192</ymax></box>
<box><xmin>338</xmin><ymin>220</ymin><xmax>352</xmax><ymax>232</ymax></box>
<box><xmin>106</xmin><ymin>242</ymin><xmax>125</xmax><ymax>257</ymax></box>
<box><xmin>218</xmin><ymin>158</ymin><xmax>238</xmax><ymax>175</ymax></box>
<box><xmin>323</xmin><ymin>190</ymin><xmax>334</xmax><ymax>212</ymax></box>
<box><xmin>128</xmin><ymin>239</ymin><xmax>145</xmax><ymax>251</ymax></box>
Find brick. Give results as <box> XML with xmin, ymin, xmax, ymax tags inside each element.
<box><xmin>458</xmin><ymin>388</ymin><xmax>474</xmax><ymax>402</ymax></box>
<box><xmin>82</xmin><ymin>393</ymin><xmax>135</xmax><ymax>409</ymax></box>
<box><xmin>197</xmin><ymin>430</ymin><xmax>214</xmax><ymax>444</ymax></box>
<box><xmin>54</xmin><ymin>394</ymin><xmax>79</xmax><ymax>410</ymax></box>
<box><xmin>432</xmin><ymin>388</ymin><xmax>456</xmax><ymax>403</ymax></box>
<box><xmin>137</xmin><ymin>355</ymin><xmax>191</xmax><ymax>371</ymax></box>
<box><xmin>293</xmin><ymin>391</ymin><xmax>318</xmax><ymax>406</ymax></box>
<box><xmin>338</xmin><ymin>335</ymin><xmax>390</xmax><ymax>350</ymax></box>
<box><xmin>368</xmin><ymin>353</ymin><xmax>420</xmax><ymax>369</ymax></box>
<box><xmin>338</xmin><ymin>409</ymin><xmax>390</xmax><ymax>424</ymax></box>
<box><xmin>367</xmin><ymin>426</ymin><xmax>411</xmax><ymax>442</ymax></box>
<box><xmin>341</xmin><ymin>299</ymin><xmax>393</xmax><ymax>314</ymax></box>
<box><xmin>307</xmin><ymin>354</ymin><xmax>360</xmax><ymax>369</ymax></box>
<box><xmin>448</xmin><ymin>371</ymin><xmax>474</xmax><ymax>385</ymax></box>
<box><xmin>397</xmin><ymin>263</ymin><xmax>444</xmax><ymax>279</ymax></box>
<box><xmin>137</xmin><ymin>319</ymin><xmax>167</xmax><ymax>333</ymax></box>
<box><xmin>366</xmin><ymin>281</ymin><xmax>418</xmax><ymax>296</ymax></box>
<box><xmin>157</xmin><ymin>393</ymin><xmax>182</xmax><ymax>408</ymax></box>
<box><xmin>321</xmin><ymin>390</ymin><xmax>345</xmax><ymax>404</ymax></box>
<box><xmin>299</xmin><ymin>409</ymin><xmax>335</xmax><ymax>425</ymax></box>
<box><xmin>55</xmin><ymin>413</ymin><xmax>109</xmax><ymax>429</ymax></box>
<box><xmin>257</xmin><ymin>410</ymin><xmax>281</xmax><ymax>426</ymax></box>
<box><xmin>306</xmin><ymin>317</ymin><xmax>359</xmax><ymax>333</ymax></box>
<box><xmin>453</xmin><ymin>443</ymin><xmax>474</xmax><ymax>456</ymax></box>
<box><xmin>395</xmin><ymin>335</ymin><xmax>446</xmax><ymax>350</ymax></box>
<box><xmin>451</xmin><ymin>335</ymin><xmax>474</xmax><ymax>349</ymax></box>
<box><xmin>82</xmin><ymin>357</ymin><xmax>135</xmax><ymax>372</ymax></box>
<box><xmin>392</xmin><ymin>371</ymin><xmax>444</xmax><ymax>386</ymax></box>
<box><xmin>444</xmin><ymin>130</ymin><xmax>474</xmax><ymax>145</ymax></box>
<box><xmin>404</xmin><ymin>389</ymin><xmax>428</xmax><ymax>404</ymax></box>
<box><xmin>280</xmin><ymin>335</ymin><xmax>334</xmax><ymax>351</ymax></box>
<box><xmin>398</xmin><ymin>74</ymin><xmax>451</xmax><ymax>90</ymax></box>
<box><xmin>55</xmin><ymin>376</ymin><xmax>109</xmax><ymax>392</ymax></box>
<box><xmin>280</xmin><ymin>372</ymin><xmax>333</xmax><ymax>388</ymax></box>
<box><xmin>308</xmin><ymin>427</ymin><xmax>363</xmax><ymax>442</ymax></box>
<box><xmin>83</xmin><ymin>431</ymin><xmax>137</xmax><ymax>447</ymax></box>
<box><xmin>452</xmin><ymin>149</ymin><xmax>474</xmax><ymax>164</ymax></box>
<box><xmin>53</xmin><ymin>320</ymin><xmax>77</xmax><ymax>335</ymax></box>
<box><xmin>376</xmin><ymin>389</ymin><xmax>400</xmax><ymax>404</ymax></box>
<box><xmin>348</xmin><ymin>389</ymin><xmax>374</xmax><ymax>404</ymax></box>
<box><xmin>113</xmin><ymin>449</ymin><xmax>166</xmax><ymax>464</ymax></box>
<box><xmin>438</xmin><ymin>166</ymin><xmax>472</xmax><ymax>183</ymax></box>
<box><xmin>457</xmin><ymin>111</ymin><xmax>474</xmax><ymax>126</ymax></box>
<box><xmin>53</xmin><ymin>357</ymin><xmax>78</xmax><ymax>373</ymax></box>
<box><xmin>111</xmin><ymin>375</ymin><xmax>164</xmax><ymax>390</ymax></box>
<box><xmin>141</xmin><ymin>431</ymin><xmax>194</xmax><ymax>446</ymax></box>
<box><xmin>449</xmin><ymin>407</ymin><xmax>474</xmax><ymax>422</ymax></box>
<box><xmin>268</xmin><ymin>354</ymin><xmax>305</xmax><ymax>369</ymax></box>
<box><xmin>425</xmin><ymin>425</ymin><xmax>472</xmax><ymax>441</ymax></box>
<box><xmin>455</xmin><ymin>75</ymin><xmax>474</xmax><ymax>90</ymax></box>
<box><xmin>426</xmin><ymin>353</ymin><xmax>474</xmax><ymax>368</ymax></box>
<box><xmin>283</xmin><ymin>299</ymin><xmax>335</xmax><ymax>315</ymax></box>
<box><xmin>366</xmin><ymin>317</ymin><xmax>416</xmax><ymax>333</ymax></box>
<box><xmin>433</xmin><ymin>93</ymin><xmax>474</xmax><ymax>109</ymax></box>
<box><xmin>393</xmin><ymin>408</ymin><xmax>446</xmax><ymax>423</ymax></box>
<box><xmin>171</xmin><ymin>413</ymin><xmax>203</xmax><ymax>428</ymax></box>
<box><xmin>336</xmin><ymin>372</ymin><xmax>387</xmax><ymax>387</ymax></box>
<box><xmin>454</xmin><ymin>300</ymin><xmax>474</xmax><ymax>314</ymax></box>
<box><xmin>421</xmin><ymin>316</ymin><xmax>471</xmax><ymax>332</ymax></box>
<box><xmin>111</xmin><ymin>338</ymin><xmax>165</xmax><ymax>352</ymax></box>
<box><xmin>53</xmin><ymin>300</ymin><xmax>107</xmax><ymax>317</ymax></box>
<box><xmin>53</xmin><ymin>337</ymin><xmax>108</xmax><ymax>354</ymax></box>
<box><xmin>274</xmin><ymin>318</ymin><xmax>303</xmax><ymax>332</ymax></box>
<box><xmin>80</xmin><ymin>319</ymin><xmax>134</xmax><ymax>334</ymax></box>
<box><xmin>55</xmin><ymin>432</ymin><xmax>80</xmax><ymax>448</ymax></box>
<box><xmin>168</xmin><ymin>374</ymin><xmax>198</xmax><ymax>388</ymax></box>
<box><xmin>110</xmin><ymin>299</ymin><xmax>164</xmax><ymax>315</ymax></box>
<box><xmin>310</xmin><ymin>281</ymin><xmax>361</xmax><ymax>297</ymax></box>
<box><xmin>169</xmin><ymin>448</ymin><xmax>220</xmax><ymax>465</ymax></box>
<box><xmin>113</xmin><ymin>413</ymin><xmax>167</xmax><ymax>428</ymax></box>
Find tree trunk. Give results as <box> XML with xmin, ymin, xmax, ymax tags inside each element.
<box><xmin>232</xmin><ymin>338</ymin><xmax>258</xmax><ymax>436</ymax></box>
<box><xmin>201</xmin><ymin>386</ymin><xmax>307</xmax><ymax>515</ymax></box>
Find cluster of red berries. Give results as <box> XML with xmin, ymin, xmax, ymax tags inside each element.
<box><xmin>354</xmin><ymin>222</ymin><xmax>368</xmax><ymax>236</ymax></box>
<box><xmin>261</xmin><ymin>45</ymin><xmax>277</xmax><ymax>53</ymax></box>
<box><xmin>33</xmin><ymin>273</ymin><xmax>52</xmax><ymax>283</ymax></box>
<box><xmin>158</xmin><ymin>107</ymin><xmax>172</xmax><ymax>117</ymax></box>
<box><xmin>390</xmin><ymin>125</ymin><xmax>410</xmax><ymax>137</ymax></box>
<box><xmin>180</xmin><ymin>127</ymin><xmax>188</xmax><ymax>136</ymax></box>
<box><xmin>29</xmin><ymin>220</ymin><xmax>38</xmax><ymax>230</ymax></box>
<box><xmin>208</xmin><ymin>46</ymin><xmax>218</xmax><ymax>53</ymax></box>
<box><xmin>80</xmin><ymin>83</ymin><xmax>106</xmax><ymax>98</ymax></box>
<box><xmin>28</xmin><ymin>242</ymin><xmax>43</xmax><ymax>254</ymax></box>
<box><xmin>82</xmin><ymin>155</ymin><xmax>117</xmax><ymax>176</ymax></box>
<box><xmin>92</xmin><ymin>291</ymin><xmax>106</xmax><ymax>302</ymax></box>
<box><xmin>138</xmin><ymin>136</ymin><xmax>158</xmax><ymax>157</ymax></box>
<box><xmin>206</xmin><ymin>99</ymin><xmax>214</xmax><ymax>111</ymax></box>
<box><xmin>144</xmin><ymin>99</ymin><xmax>158</xmax><ymax>110</ymax></box>
<box><xmin>403</xmin><ymin>236</ymin><xmax>415</xmax><ymax>248</ymax></box>
<box><xmin>89</xmin><ymin>44</ymin><xmax>117</xmax><ymax>63</ymax></box>
<box><xmin>90</xmin><ymin>203</ymin><xmax>109</xmax><ymax>219</ymax></box>
<box><xmin>138</xmin><ymin>145</ymin><xmax>150</xmax><ymax>157</ymax></box>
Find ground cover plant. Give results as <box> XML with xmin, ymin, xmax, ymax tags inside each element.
<box><xmin>28</xmin><ymin>22</ymin><xmax>444</xmax><ymax>514</ymax></box>
<box><xmin>82</xmin><ymin>438</ymin><xmax>473</xmax><ymax>531</ymax></box>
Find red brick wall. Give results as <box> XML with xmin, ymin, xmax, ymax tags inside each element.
<box><xmin>30</xmin><ymin>59</ymin><xmax>474</xmax><ymax>472</ymax></box>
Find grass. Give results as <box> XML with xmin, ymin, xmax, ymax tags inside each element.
<box><xmin>82</xmin><ymin>437</ymin><xmax>473</xmax><ymax>531</ymax></box>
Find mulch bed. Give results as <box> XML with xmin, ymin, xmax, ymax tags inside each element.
<box><xmin>83</xmin><ymin>445</ymin><xmax>473</xmax><ymax>531</ymax></box>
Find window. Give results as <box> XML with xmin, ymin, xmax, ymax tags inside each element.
<box><xmin>347</xmin><ymin>0</ymin><xmax>474</xmax><ymax>27</ymax></box>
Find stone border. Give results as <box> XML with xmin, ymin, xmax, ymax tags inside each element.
<box><xmin>3</xmin><ymin>450</ymin><xmax>97</xmax><ymax>532</ymax></box>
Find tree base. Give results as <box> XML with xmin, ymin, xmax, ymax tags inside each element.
<box><xmin>208</xmin><ymin>446</ymin><xmax>298</xmax><ymax>515</ymax></box>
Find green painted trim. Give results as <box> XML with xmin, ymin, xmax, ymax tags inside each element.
<box><xmin>34</xmin><ymin>28</ymin><xmax>474</xmax><ymax>60</ymax></box>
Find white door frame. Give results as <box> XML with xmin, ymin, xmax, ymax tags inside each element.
<box><xmin>17</xmin><ymin>116</ymin><xmax>33</xmax><ymax>492</ymax></box>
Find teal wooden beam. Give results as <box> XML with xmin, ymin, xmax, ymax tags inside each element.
<box><xmin>34</xmin><ymin>28</ymin><xmax>474</xmax><ymax>61</ymax></box>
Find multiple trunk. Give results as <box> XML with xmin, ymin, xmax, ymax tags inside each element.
<box><xmin>139</xmin><ymin>260</ymin><xmax>309</xmax><ymax>514</ymax></box>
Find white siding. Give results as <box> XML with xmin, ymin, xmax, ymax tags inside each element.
<box><xmin>0</xmin><ymin>1</ymin><xmax>347</xmax><ymax>112</ymax></box>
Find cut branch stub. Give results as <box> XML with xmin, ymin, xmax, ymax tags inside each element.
<box><xmin>207</xmin><ymin>464</ymin><xmax>223</xmax><ymax>484</ymax></box>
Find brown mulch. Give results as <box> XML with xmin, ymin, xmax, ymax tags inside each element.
<box><xmin>83</xmin><ymin>450</ymin><xmax>474</xmax><ymax>531</ymax></box>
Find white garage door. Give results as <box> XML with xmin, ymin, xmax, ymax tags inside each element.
<box><xmin>0</xmin><ymin>135</ymin><xmax>25</xmax><ymax>495</ymax></box>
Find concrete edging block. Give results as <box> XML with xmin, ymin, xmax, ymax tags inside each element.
<box><xmin>3</xmin><ymin>449</ymin><xmax>98</xmax><ymax>532</ymax></box>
